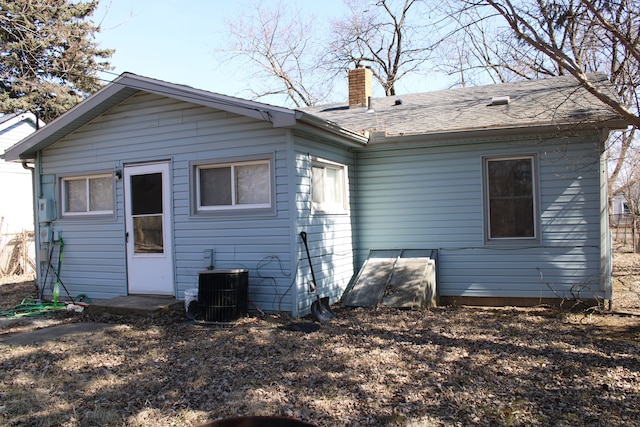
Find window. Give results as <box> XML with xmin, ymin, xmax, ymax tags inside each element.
<box><xmin>312</xmin><ymin>159</ymin><xmax>347</xmax><ymax>213</ymax></box>
<box><xmin>196</xmin><ymin>159</ymin><xmax>271</xmax><ymax>212</ymax></box>
<box><xmin>484</xmin><ymin>155</ymin><xmax>538</xmax><ymax>242</ymax></box>
<box><xmin>61</xmin><ymin>174</ymin><xmax>114</xmax><ymax>216</ymax></box>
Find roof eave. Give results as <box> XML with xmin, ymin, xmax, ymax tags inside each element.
<box><xmin>0</xmin><ymin>111</ymin><xmax>44</xmax><ymax>131</ymax></box>
<box><xmin>369</xmin><ymin>119</ymin><xmax>629</xmax><ymax>146</ymax></box>
<box><xmin>121</xmin><ymin>74</ymin><xmax>298</xmax><ymax>127</ymax></box>
<box><xmin>295</xmin><ymin>111</ymin><xmax>369</xmax><ymax>147</ymax></box>
<box><xmin>4</xmin><ymin>73</ymin><xmax>300</xmax><ymax>161</ymax></box>
<box><xmin>3</xmin><ymin>81</ymin><xmax>138</xmax><ymax>161</ymax></box>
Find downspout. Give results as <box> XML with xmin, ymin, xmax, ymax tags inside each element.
<box><xmin>33</xmin><ymin>110</ymin><xmax>41</xmax><ymax>131</ymax></box>
<box><xmin>21</xmin><ymin>159</ymin><xmax>36</xmax><ymax>228</ymax></box>
<box><xmin>21</xmin><ymin>160</ymin><xmax>37</xmax><ymax>276</ymax></box>
<box><xmin>27</xmin><ymin>152</ymin><xmax>45</xmax><ymax>289</ymax></box>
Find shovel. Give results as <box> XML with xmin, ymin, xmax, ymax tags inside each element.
<box><xmin>300</xmin><ymin>231</ymin><xmax>335</xmax><ymax>323</ymax></box>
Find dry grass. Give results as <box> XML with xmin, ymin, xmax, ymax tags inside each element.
<box><xmin>0</xmin><ymin>249</ymin><xmax>638</xmax><ymax>427</ymax></box>
<box><xmin>612</xmin><ymin>245</ymin><xmax>640</xmax><ymax>312</ymax></box>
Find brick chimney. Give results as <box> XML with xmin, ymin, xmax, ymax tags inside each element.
<box><xmin>348</xmin><ymin>66</ymin><xmax>372</xmax><ymax>109</ymax></box>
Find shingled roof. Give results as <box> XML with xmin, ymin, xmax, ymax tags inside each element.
<box><xmin>302</xmin><ymin>73</ymin><xmax>626</xmax><ymax>137</ymax></box>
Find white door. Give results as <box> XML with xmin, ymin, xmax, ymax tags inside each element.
<box><xmin>124</xmin><ymin>163</ymin><xmax>174</xmax><ymax>295</ymax></box>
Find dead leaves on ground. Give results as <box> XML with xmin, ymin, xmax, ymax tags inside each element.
<box><xmin>0</xmin><ymin>305</ymin><xmax>638</xmax><ymax>426</ymax></box>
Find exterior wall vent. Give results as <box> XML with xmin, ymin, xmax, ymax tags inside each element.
<box><xmin>490</xmin><ymin>96</ymin><xmax>510</xmax><ymax>106</ymax></box>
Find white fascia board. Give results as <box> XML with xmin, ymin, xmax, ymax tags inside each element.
<box><xmin>295</xmin><ymin>111</ymin><xmax>369</xmax><ymax>147</ymax></box>
<box><xmin>3</xmin><ymin>81</ymin><xmax>133</xmax><ymax>161</ymax></box>
<box><xmin>118</xmin><ymin>74</ymin><xmax>298</xmax><ymax>127</ymax></box>
<box><xmin>4</xmin><ymin>73</ymin><xmax>300</xmax><ymax>161</ymax></box>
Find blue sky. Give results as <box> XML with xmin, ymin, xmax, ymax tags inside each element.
<box><xmin>93</xmin><ymin>0</ymin><xmax>450</xmax><ymax>105</ymax></box>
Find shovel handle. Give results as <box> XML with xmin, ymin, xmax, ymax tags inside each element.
<box><xmin>300</xmin><ymin>231</ymin><xmax>319</xmax><ymax>296</ymax></box>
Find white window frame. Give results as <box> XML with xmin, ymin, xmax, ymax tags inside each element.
<box><xmin>61</xmin><ymin>174</ymin><xmax>114</xmax><ymax>217</ymax></box>
<box><xmin>195</xmin><ymin>159</ymin><xmax>272</xmax><ymax>212</ymax></box>
<box><xmin>483</xmin><ymin>154</ymin><xmax>540</xmax><ymax>244</ymax></box>
<box><xmin>311</xmin><ymin>158</ymin><xmax>348</xmax><ymax>214</ymax></box>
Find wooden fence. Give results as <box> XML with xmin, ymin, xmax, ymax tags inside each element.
<box><xmin>611</xmin><ymin>213</ymin><xmax>638</xmax><ymax>251</ymax></box>
<box><xmin>0</xmin><ymin>230</ymin><xmax>35</xmax><ymax>277</ymax></box>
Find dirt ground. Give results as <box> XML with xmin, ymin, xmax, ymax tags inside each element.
<box><xmin>0</xmin><ymin>247</ymin><xmax>638</xmax><ymax>426</ymax></box>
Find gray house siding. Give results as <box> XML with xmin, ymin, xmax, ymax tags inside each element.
<box><xmin>39</xmin><ymin>170</ymin><xmax>126</xmax><ymax>299</ymax></box>
<box><xmin>355</xmin><ymin>132</ymin><xmax>606</xmax><ymax>301</ymax></box>
<box><xmin>293</xmin><ymin>133</ymin><xmax>357</xmax><ymax>315</ymax></box>
<box><xmin>37</xmin><ymin>92</ymin><xmax>297</xmax><ymax>310</ymax></box>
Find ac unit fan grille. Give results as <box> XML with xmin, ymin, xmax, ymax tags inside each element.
<box><xmin>198</xmin><ymin>270</ymin><xmax>248</xmax><ymax>322</ymax></box>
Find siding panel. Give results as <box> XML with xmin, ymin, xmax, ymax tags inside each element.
<box><xmin>39</xmin><ymin>93</ymin><xmax>294</xmax><ymax>309</ymax></box>
<box><xmin>356</xmin><ymin>135</ymin><xmax>605</xmax><ymax>300</ymax></box>
<box><xmin>292</xmin><ymin>132</ymin><xmax>357</xmax><ymax>315</ymax></box>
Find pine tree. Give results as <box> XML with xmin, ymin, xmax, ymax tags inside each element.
<box><xmin>0</xmin><ymin>0</ymin><xmax>113</xmax><ymax>122</ymax></box>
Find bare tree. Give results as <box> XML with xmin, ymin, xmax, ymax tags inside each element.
<box><xmin>460</xmin><ymin>0</ymin><xmax>640</xmax><ymax>128</ymax></box>
<box><xmin>442</xmin><ymin>1</ymin><xmax>639</xmax><ymax>250</ymax></box>
<box><xmin>326</xmin><ymin>0</ymin><xmax>435</xmax><ymax>96</ymax></box>
<box><xmin>221</xmin><ymin>1</ymin><xmax>331</xmax><ymax>107</ymax></box>
<box><xmin>220</xmin><ymin>0</ymin><xmax>439</xmax><ymax>103</ymax></box>
<box><xmin>432</xmin><ymin>9</ymin><xmax>508</xmax><ymax>87</ymax></box>
<box><xmin>613</xmin><ymin>128</ymin><xmax>640</xmax><ymax>252</ymax></box>
<box><xmin>433</xmin><ymin>5</ymin><xmax>562</xmax><ymax>86</ymax></box>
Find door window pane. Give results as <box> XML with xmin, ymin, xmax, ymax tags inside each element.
<box><xmin>131</xmin><ymin>173</ymin><xmax>163</xmax><ymax>215</ymax></box>
<box><xmin>133</xmin><ymin>215</ymin><xmax>164</xmax><ymax>253</ymax></box>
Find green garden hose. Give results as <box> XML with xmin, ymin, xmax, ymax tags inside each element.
<box><xmin>0</xmin><ymin>292</ymin><xmax>92</xmax><ymax>319</ymax></box>
<box><xmin>0</xmin><ymin>297</ymin><xmax>67</xmax><ymax>318</ymax></box>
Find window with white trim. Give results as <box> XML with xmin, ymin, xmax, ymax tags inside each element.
<box><xmin>61</xmin><ymin>174</ymin><xmax>114</xmax><ymax>216</ymax></box>
<box><xmin>483</xmin><ymin>155</ymin><xmax>538</xmax><ymax>242</ymax></box>
<box><xmin>312</xmin><ymin>159</ymin><xmax>348</xmax><ymax>213</ymax></box>
<box><xmin>196</xmin><ymin>159</ymin><xmax>271</xmax><ymax>211</ymax></box>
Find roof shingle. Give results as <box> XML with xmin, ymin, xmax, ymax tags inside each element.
<box><xmin>302</xmin><ymin>74</ymin><xmax>624</xmax><ymax>136</ymax></box>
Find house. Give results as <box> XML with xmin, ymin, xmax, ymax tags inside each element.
<box><xmin>0</xmin><ymin>112</ymin><xmax>44</xmax><ymax>274</ymax></box>
<box><xmin>0</xmin><ymin>112</ymin><xmax>43</xmax><ymax>235</ymax></box>
<box><xmin>3</xmin><ymin>70</ymin><xmax>627</xmax><ymax>315</ymax></box>
<box><xmin>612</xmin><ymin>194</ymin><xmax>630</xmax><ymax>225</ymax></box>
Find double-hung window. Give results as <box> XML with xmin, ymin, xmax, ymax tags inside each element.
<box><xmin>196</xmin><ymin>159</ymin><xmax>272</xmax><ymax>212</ymax></box>
<box><xmin>483</xmin><ymin>155</ymin><xmax>539</xmax><ymax>243</ymax></box>
<box><xmin>61</xmin><ymin>174</ymin><xmax>114</xmax><ymax>216</ymax></box>
<box><xmin>312</xmin><ymin>159</ymin><xmax>348</xmax><ymax>213</ymax></box>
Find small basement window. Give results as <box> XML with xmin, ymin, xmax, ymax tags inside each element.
<box><xmin>61</xmin><ymin>174</ymin><xmax>114</xmax><ymax>216</ymax></box>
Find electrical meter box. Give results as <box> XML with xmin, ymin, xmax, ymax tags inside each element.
<box><xmin>40</xmin><ymin>225</ymin><xmax>51</xmax><ymax>243</ymax></box>
<box><xmin>38</xmin><ymin>198</ymin><xmax>54</xmax><ymax>222</ymax></box>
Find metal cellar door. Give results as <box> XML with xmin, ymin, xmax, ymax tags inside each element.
<box><xmin>124</xmin><ymin>163</ymin><xmax>174</xmax><ymax>295</ymax></box>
